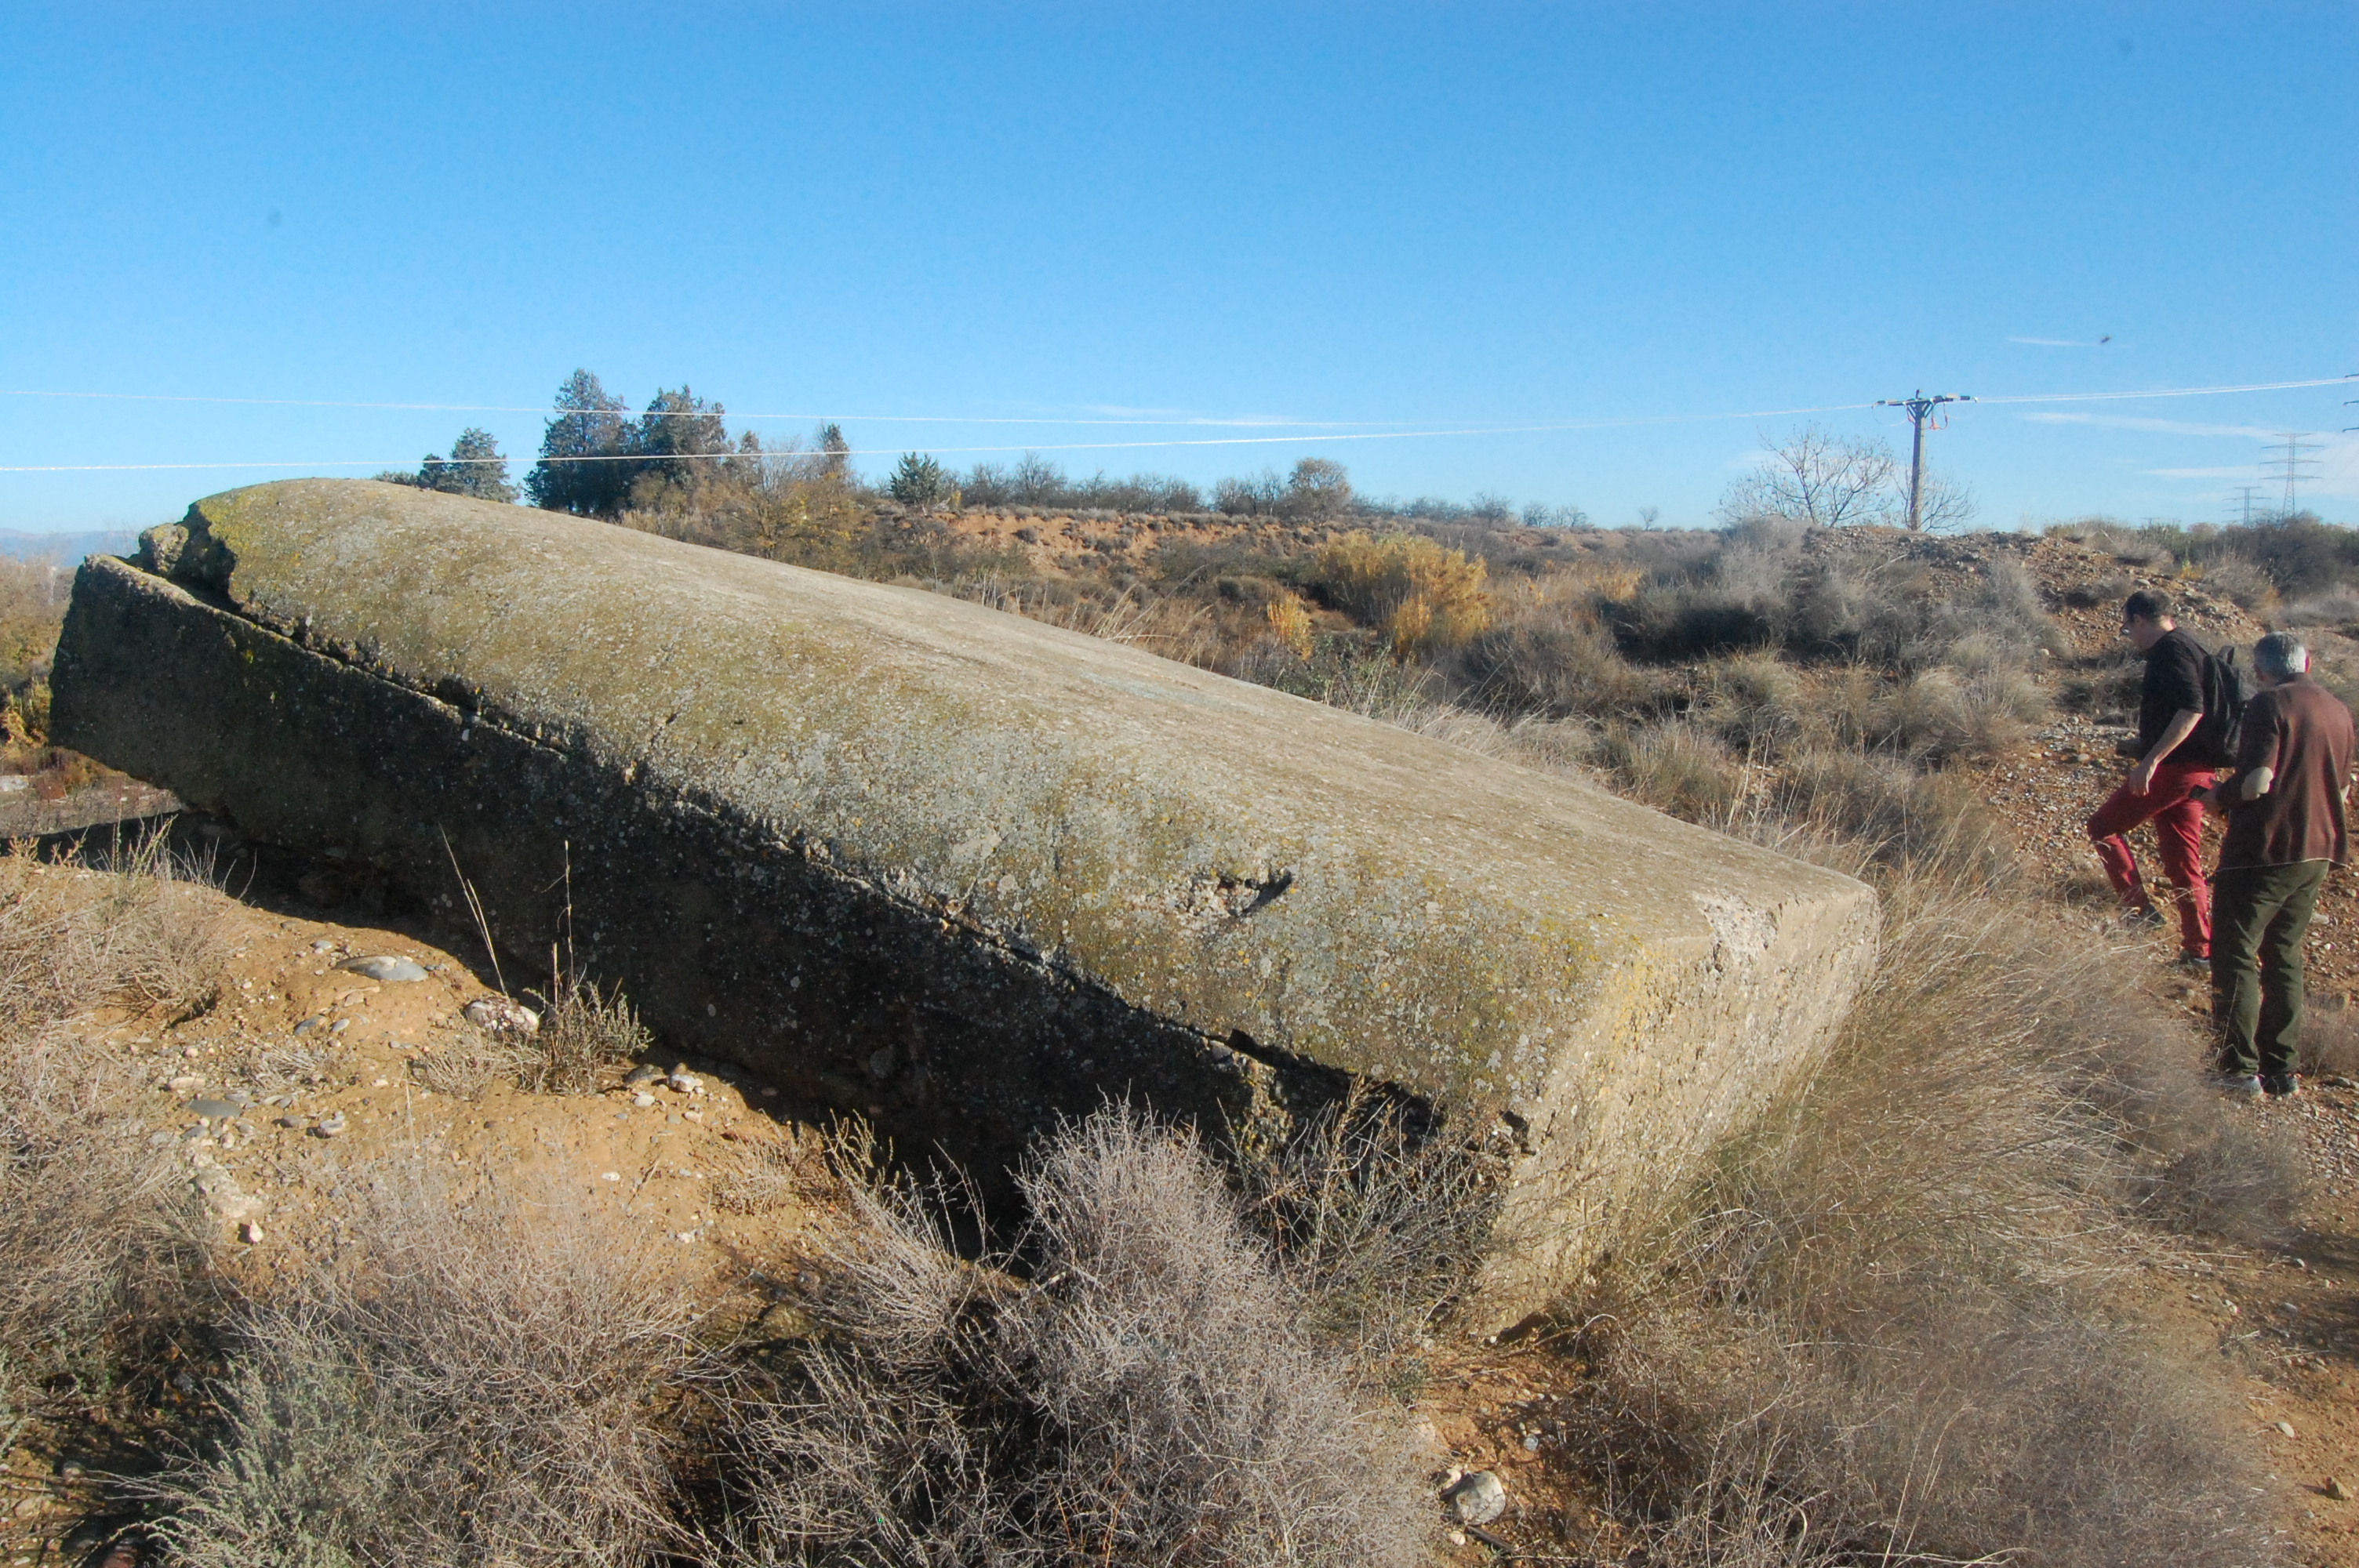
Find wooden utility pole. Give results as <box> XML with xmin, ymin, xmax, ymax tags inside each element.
<box><xmin>1875</xmin><ymin>390</ymin><xmax>1972</xmax><ymax>530</ymax></box>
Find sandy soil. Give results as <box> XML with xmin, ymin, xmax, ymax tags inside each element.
<box><xmin>0</xmin><ymin>893</ymin><xmax>820</xmax><ymax>1567</ymax></box>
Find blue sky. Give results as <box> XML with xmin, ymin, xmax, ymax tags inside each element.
<box><xmin>3</xmin><ymin>3</ymin><xmax>2354</xmax><ymax>533</ymax></box>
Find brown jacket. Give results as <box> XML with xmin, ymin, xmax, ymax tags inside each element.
<box><xmin>2216</xmin><ymin>675</ymin><xmax>2357</xmax><ymax>872</ymax></box>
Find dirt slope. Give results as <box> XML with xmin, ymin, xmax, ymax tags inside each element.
<box><xmin>1977</xmin><ymin>532</ymin><xmax>2359</xmax><ymax>1563</ymax></box>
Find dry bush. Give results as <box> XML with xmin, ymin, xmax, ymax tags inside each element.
<box><xmin>1575</xmin><ymin>875</ymin><xmax>2289</xmax><ymax>1567</ymax></box>
<box><xmin>1263</xmin><ymin>590</ymin><xmax>1314</xmax><ymax>659</ymax></box>
<box><xmin>1762</xmin><ymin>748</ymin><xmax>2016</xmax><ymax>884</ymax></box>
<box><xmin>2280</xmin><ymin>586</ymin><xmax>2359</xmax><ymax>628</ymax></box>
<box><xmin>1448</xmin><ymin>587</ymin><xmax>1674</xmax><ymax>720</ymax></box>
<box><xmin>1598</xmin><ymin>719</ymin><xmax>1750</xmax><ymax>824</ymax></box>
<box><xmin>0</xmin><ymin>1029</ymin><xmax>199</xmax><ymax>1406</ymax></box>
<box><xmin>149</xmin><ymin>1171</ymin><xmax>710</xmax><ymax>1568</ymax></box>
<box><xmin>410</xmin><ymin>1029</ymin><xmax>534</xmax><ymax>1097</ymax></box>
<box><xmin>2300</xmin><ymin>996</ymin><xmax>2359</xmax><ymax>1080</ymax></box>
<box><xmin>959</xmin><ymin>576</ymin><xmax>1238</xmax><ymax>671</ymax></box>
<box><xmin>729</xmin><ymin>1105</ymin><xmax>1434</xmax><ymax>1567</ymax></box>
<box><xmin>2200</xmin><ymin>554</ymin><xmax>2281</xmax><ymax>613</ymax></box>
<box><xmin>1234</xmin><ymin>634</ymin><xmax>1441</xmax><ymax>726</ymax></box>
<box><xmin>1864</xmin><ymin>664</ymin><xmax>2047</xmax><ymax>762</ymax></box>
<box><xmin>1700</xmin><ymin>652</ymin><xmax>1806</xmax><ymax>753</ymax></box>
<box><xmin>0</xmin><ymin>841</ymin><xmax>220</xmax><ymax>1417</ymax></box>
<box><xmin>238</xmin><ymin>1040</ymin><xmax>336</xmax><ymax>1094</ymax></box>
<box><xmin>718</xmin><ymin>1131</ymin><xmax>812</xmax><ymax>1216</ymax></box>
<box><xmin>524</xmin><ymin>973</ymin><xmax>654</xmax><ymax>1094</ymax></box>
<box><xmin>1230</xmin><ymin>1088</ymin><xmax>1507</xmax><ymax>1374</ymax></box>
<box><xmin>1313</xmin><ymin>532</ymin><xmax>1492</xmax><ymax>655</ymax></box>
<box><xmin>0</xmin><ymin>834</ymin><xmax>228</xmax><ymax>1028</ymax></box>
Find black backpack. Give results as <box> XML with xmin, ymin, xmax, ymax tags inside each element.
<box><xmin>2190</xmin><ymin>643</ymin><xmax>2250</xmax><ymax>768</ymax></box>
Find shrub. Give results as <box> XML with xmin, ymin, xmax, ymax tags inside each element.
<box><xmin>2301</xmin><ymin>996</ymin><xmax>2359</xmax><ymax>1080</ymax></box>
<box><xmin>0</xmin><ymin>833</ymin><xmax>227</xmax><ymax>1034</ymax></box>
<box><xmin>0</xmin><ymin>1028</ymin><xmax>198</xmax><ymax>1410</ymax></box>
<box><xmin>718</xmin><ymin>1131</ymin><xmax>812</xmax><ymax>1216</ymax></box>
<box><xmin>523</xmin><ymin>972</ymin><xmax>653</xmax><ymax>1094</ymax></box>
<box><xmin>2279</xmin><ymin>586</ymin><xmax>2359</xmax><ymax>628</ymax></box>
<box><xmin>1700</xmin><ymin>652</ymin><xmax>1806</xmax><ymax>753</ymax></box>
<box><xmin>409</xmin><ymin>1029</ymin><xmax>533</xmax><ymax>1097</ymax></box>
<box><xmin>1234</xmin><ymin>634</ymin><xmax>1438</xmax><ymax>725</ymax></box>
<box><xmin>149</xmin><ymin>1172</ymin><xmax>709</xmax><ymax>1568</ymax></box>
<box><xmin>1761</xmin><ymin>747</ymin><xmax>2016</xmax><ymax>884</ymax></box>
<box><xmin>1609</xmin><ymin>576</ymin><xmax>1779</xmax><ymax>660</ymax></box>
<box><xmin>1573</xmin><ymin>874</ymin><xmax>2289</xmax><ymax>1566</ymax></box>
<box><xmin>0</xmin><ymin>840</ymin><xmax>227</xmax><ymax>1436</ymax></box>
<box><xmin>1231</xmin><ymin>1088</ymin><xmax>1507</xmax><ymax>1372</ymax></box>
<box><xmin>1263</xmin><ymin>590</ymin><xmax>1314</xmax><ymax>659</ymax></box>
<box><xmin>729</xmin><ymin>1106</ymin><xmax>1434</xmax><ymax>1567</ymax></box>
<box><xmin>1598</xmin><ymin>719</ymin><xmax>1748</xmax><ymax>824</ymax></box>
<box><xmin>1312</xmin><ymin>532</ymin><xmax>1492</xmax><ymax>655</ymax></box>
<box><xmin>2201</xmin><ymin>554</ymin><xmax>2281</xmax><ymax>613</ymax></box>
<box><xmin>1866</xmin><ymin>665</ymin><xmax>2046</xmax><ymax>762</ymax></box>
<box><xmin>1445</xmin><ymin>588</ymin><xmax>1672</xmax><ymax>721</ymax></box>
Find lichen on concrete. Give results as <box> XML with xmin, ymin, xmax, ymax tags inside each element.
<box><xmin>55</xmin><ymin>479</ymin><xmax>1877</xmax><ymax>1320</ymax></box>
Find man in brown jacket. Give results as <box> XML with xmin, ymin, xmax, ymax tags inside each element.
<box><xmin>2202</xmin><ymin>633</ymin><xmax>2357</xmax><ymax>1097</ymax></box>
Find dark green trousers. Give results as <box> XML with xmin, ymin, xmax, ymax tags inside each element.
<box><xmin>2210</xmin><ymin>860</ymin><xmax>2331</xmax><ymax>1078</ymax></box>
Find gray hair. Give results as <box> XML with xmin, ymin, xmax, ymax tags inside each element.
<box><xmin>2253</xmin><ymin>633</ymin><xmax>2310</xmax><ymax>681</ymax></box>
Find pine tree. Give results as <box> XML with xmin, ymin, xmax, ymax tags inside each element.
<box><xmin>888</xmin><ymin>452</ymin><xmax>954</xmax><ymax>507</ymax></box>
<box><xmin>526</xmin><ymin>370</ymin><xmax>632</xmax><ymax>516</ymax></box>
<box><xmin>818</xmin><ymin>423</ymin><xmax>851</xmax><ymax>478</ymax></box>
<box><xmin>417</xmin><ymin>427</ymin><xmax>518</xmax><ymax>503</ymax></box>
<box><xmin>634</xmin><ymin>387</ymin><xmax>731</xmax><ymax>485</ymax></box>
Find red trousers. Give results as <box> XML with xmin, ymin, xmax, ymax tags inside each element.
<box><xmin>2087</xmin><ymin>761</ymin><xmax>2215</xmax><ymax>957</ymax></box>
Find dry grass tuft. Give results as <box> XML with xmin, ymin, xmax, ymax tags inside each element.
<box><xmin>149</xmin><ymin>1171</ymin><xmax>711</xmax><ymax>1568</ymax></box>
<box><xmin>716</xmin><ymin>1131</ymin><xmax>812</xmax><ymax>1216</ymax></box>
<box><xmin>0</xmin><ymin>833</ymin><xmax>228</xmax><ymax>1028</ymax></box>
<box><xmin>2301</xmin><ymin>996</ymin><xmax>2359</xmax><ymax>1081</ymax></box>
<box><xmin>1232</xmin><ymin>1087</ymin><xmax>1507</xmax><ymax>1374</ymax></box>
<box><xmin>409</xmin><ymin>1029</ymin><xmax>535</xmax><ymax>1097</ymax></box>
<box><xmin>0</xmin><ymin>837</ymin><xmax>220</xmax><ymax>1412</ymax></box>
<box><xmin>524</xmin><ymin>972</ymin><xmax>654</xmax><ymax>1094</ymax></box>
<box><xmin>1571</xmin><ymin>873</ymin><xmax>2288</xmax><ymax>1566</ymax></box>
<box><xmin>0</xmin><ymin>1032</ymin><xmax>198</xmax><ymax>1405</ymax></box>
<box><xmin>729</xmin><ymin>1105</ymin><xmax>1434</xmax><ymax>1567</ymax></box>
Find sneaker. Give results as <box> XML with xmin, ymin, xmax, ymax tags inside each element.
<box><xmin>2219</xmin><ymin>1073</ymin><xmax>2265</xmax><ymax>1100</ymax></box>
<box><xmin>2120</xmin><ymin>906</ymin><xmax>2168</xmax><ymax>931</ymax></box>
<box><xmin>2173</xmin><ymin>949</ymin><xmax>2210</xmax><ymax>972</ymax></box>
<box><xmin>2264</xmin><ymin>1073</ymin><xmax>2303</xmax><ymax>1099</ymax></box>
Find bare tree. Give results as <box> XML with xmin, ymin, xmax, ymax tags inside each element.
<box><xmin>1914</xmin><ymin>470</ymin><xmax>1979</xmax><ymax>532</ymax></box>
<box><xmin>1720</xmin><ymin>425</ymin><xmax>1899</xmax><ymax>528</ymax></box>
<box><xmin>1284</xmin><ymin>457</ymin><xmax>1354</xmax><ymax>519</ymax></box>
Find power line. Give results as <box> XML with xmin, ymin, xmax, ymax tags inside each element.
<box><xmin>2224</xmin><ymin>485</ymin><xmax>2266</xmax><ymax>526</ymax></box>
<box><xmin>2</xmin><ymin>372</ymin><xmax>2354</xmax><ymax>429</ymax></box>
<box><xmin>0</xmin><ymin>389</ymin><xmax>1377</xmax><ymax>429</ymax></box>
<box><xmin>2</xmin><ymin>373</ymin><xmax>2353</xmax><ymax>477</ymax></box>
<box><xmin>0</xmin><ymin>402</ymin><xmax>1903</xmax><ymax>473</ymax></box>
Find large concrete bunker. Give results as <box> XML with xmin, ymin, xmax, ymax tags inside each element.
<box><xmin>55</xmin><ymin>480</ymin><xmax>1876</xmax><ymax>1316</ymax></box>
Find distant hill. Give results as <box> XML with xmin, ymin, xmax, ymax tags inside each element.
<box><xmin>0</xmin><ymin>528</ymin><xmax>137</xmax><ymax>564</ymax></box>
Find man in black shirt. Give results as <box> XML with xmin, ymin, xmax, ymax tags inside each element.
<box><xmin>2085</xmin><ymin>590</ymin><xmax>2219</xmax><ymax>966</ymax></box>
